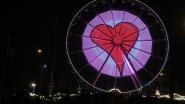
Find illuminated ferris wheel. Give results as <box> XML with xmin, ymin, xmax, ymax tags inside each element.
<box><xmin>66</xmin><ymin>0</ymin><xmax>169</xmax><ymax>93</ymax></box>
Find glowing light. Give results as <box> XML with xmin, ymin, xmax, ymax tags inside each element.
<box><xmin>29</xmin><ymin>92</ymin><xmax>36</xmax><ymax>97</ymax></box>
<box><xmin>37</xmin><ymin>49</ymin><xmax>43</xmax><ymax>54</ymax></box>
<box><xmin>30</xmin><ymin>82</ymin><xmax>36</xmax><ymax>93</ymax></box>
<box><xmin>31</xmin><ymin>83</ymin><xmax>36</xmax><ymax>87</ymax></box>
<box><xmin>160</xmin><ymin>73</ymin><xmax>164</xmax><ymax>76</ymax></box>
<box><xmin>159</xmin><ymin>93</ymin><xmax>185</xmax><ymax>101</ymax></box>
<box><xmin>155</xmin><ymin>89</ymin><xmax>161</xmax><ymax>96</ymax></box>
<box><xmin>82</xmin><ymin>10</ymin><xmax>152</xmax><ymax>77</ymax></box>
<box><xmin>43</xmin><ymin>64</ymin><xmax>47</xmax><ymax>68</ymax></box>
<box><xmin>69</xmin><ymin>94</ymin><xmax>77</xmax><ymax>97</ymax></box>
<box><xmin>108</xmin><ymin>88</ymin><xmax>122</xmax><ymax>93</ymax></box>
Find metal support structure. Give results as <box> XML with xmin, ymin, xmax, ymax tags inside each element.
<box><xmin>49</xmin><ymin>16</ymin><xmax>59</xmax><ymax>97</ymax></box>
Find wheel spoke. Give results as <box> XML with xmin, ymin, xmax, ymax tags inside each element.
<box><xmin>78</xmin><ymin>45</ymin><xmax>113</xmax><ymax>73</ymax></box>
<box><xmin>122</xmin><ymin>21</ymin><xmax>159</xmax><ymax>40</ymax></box>
<box><xmin>93</xmin><ymin>45</ymin><xmax>115</xmax><ymax>86</ymax></box>
<box><xmin>117</xmin><ymin>9</ymin><xmax>126</xmax><ymax>34</ymax></box>
<box><xmin>69</xmin><ymin>33</ymin><xmax>112</xmax><ymax>41</ymax></box>
<box><xmin>78</xmin><ymin>51</ymin><xmax>104</xmax><ymax>72</ymax></box>
<box><xmin>122</xmin><ymin>39</ymin><xmax>167</xmax><ymax>42</ymax></box>
<box><xmin>121</xmin><ymin>5</ymin><xmax>126</xmax><ymax>23</ymax></box>
<box><xmin>118</xmin><ymin>10</ymin><xmax>143</xmax><ymax>36</ymax></box>
<box><xmin>121</xmin><ymin>46</ymin><xmax>142</xmax><ymax>88</ymax></box>
<box><xmin>109</xmin><ymin>0</ymin><xmax>118</xmax><ymax>36</ymax></box>
<box><xmin>122</xmin><ymin>42</ymin><xmax>164</xmax><ymax>60</ymax></box>
<box><xmin>114</xmin><ymin>65</ymin><xmax>118</xmax><ymax>89</ymax></box>
<box><xmin>91</xmin><ymin>6</ymin><xmax>115</xmax><ymax>38</ymax></box>
<box><xmin>70</xmin><ymin>42</ymin><xmax>112</xmax><ymax>54</ymax></box>
<box><xmin>78</xmin><ymin>17</ymin><xmax>113</xmax><ymax>39</ymax></box>
<box><xmin>128</xmin><ymin>52</ymin><xmax>153</xmax><ymax>77</ymax></box>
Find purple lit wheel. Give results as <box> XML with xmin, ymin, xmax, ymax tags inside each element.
<box><xmin>66</xmin><ymin>0</ymin><xmax>169</xmax><ymax>93</ymax></box>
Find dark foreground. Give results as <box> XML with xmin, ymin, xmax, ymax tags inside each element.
<box><xmin>2</xmin><ymin>93</ymin><xmax>185</xmax><ymax>104</ymax></box>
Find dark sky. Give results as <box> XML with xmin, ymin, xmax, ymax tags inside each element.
<box><xmin>1</xmin><ymin>0</ymin><xmax>185</xmax><ymax>95</ymax></box>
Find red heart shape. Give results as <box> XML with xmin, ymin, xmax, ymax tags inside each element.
<box><xmin>90</xmin><ymin>22</ymin><xmax>139</xmax><ymax>75</ymax></box>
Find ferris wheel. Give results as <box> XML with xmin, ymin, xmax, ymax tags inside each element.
<box><xmin>66</xmin><ymin>0</ymin><xmax>169</xmax><ymax>93</ymax></box>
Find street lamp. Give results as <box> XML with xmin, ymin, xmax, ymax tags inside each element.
<box><xmin>31</xmin><ymin>82</ymin><xmax>36</xmax><ymax>93</ymax></box>
<box><xmin>160</xmin><ymin>73</ymin><xmax>164</xmax><ymax>76</ymax></box>
<box><xmin>37</xmin><ymin>49</ymin><xmax>42</xmax><ymax>54</ymax></box>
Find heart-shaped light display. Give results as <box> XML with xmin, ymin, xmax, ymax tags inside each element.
<box><xmin>90</xmin><ymin>23</ymin><xmax>139</xmax><ymax>74</ymax></box>
<box><xmin>82</xmin><ymin>10</ymin><xmax>152</xmax><ymax>77</ymax></box>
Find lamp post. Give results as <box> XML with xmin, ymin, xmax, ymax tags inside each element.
<box><xmin>37</xmin><ymin>49</ymin><xmax>42</xmax><ymax>54</ymax></box>
<box><xmin>31</xmin><ymin>82</ymin><xmax>36</xmax><ymax>93</ymax></box>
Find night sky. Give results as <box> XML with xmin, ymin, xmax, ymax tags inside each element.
<box><xmin>1</xmin><ymin>0</ymin><xmax>185</xmax><ymax>95</ymax></box>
